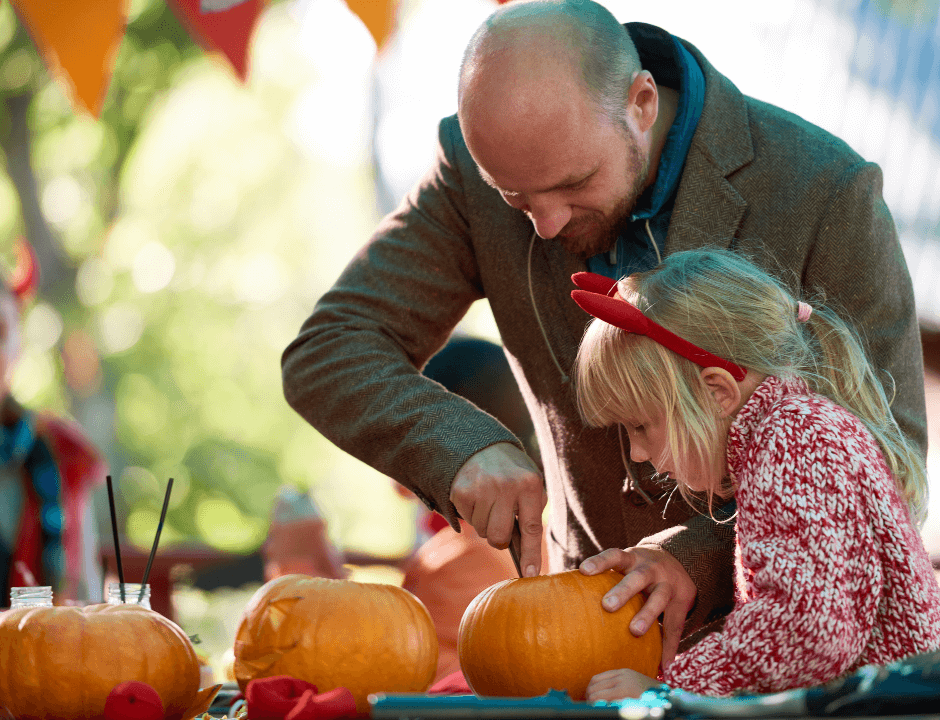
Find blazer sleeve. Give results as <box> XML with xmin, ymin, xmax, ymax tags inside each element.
<box><xmin>636</xmin><ymin>512</ymin><xmax>736</xmax><ymax>641</ymax></box>
<box><xmin>662</xmin><ymin>413</ymin><xmax>881</xmax><ymax>696</ymax></box>
<box><xmin>281</xmin><ymin>117</ymin><xmax>523</xmax><ymax>526</ymax></box>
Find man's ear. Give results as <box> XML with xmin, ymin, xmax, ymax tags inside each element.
<box><xmin>626</xmin><ymin>70</ymin><xmax>658</xmax><ymax>133</ymax></box>
<box><xmin>700</xmin><ymin>367</ymin><xmax>741</xmax><ymax>418</ymax></box>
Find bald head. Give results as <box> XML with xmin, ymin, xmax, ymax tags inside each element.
<box><xmin>458</xmin><ymin>0</ymin><xmax>641</xmax><ymax>127</ymax></box>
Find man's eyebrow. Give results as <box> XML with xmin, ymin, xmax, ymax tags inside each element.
<box><xmin>477</xmin><ymin>168</ymin><xmax>502</xmax><ymax>190</ymax></box>
<box><xmin>477</xmin><ymin>165</ymin><xmax>599</xmax><ymax>194</ymax></box>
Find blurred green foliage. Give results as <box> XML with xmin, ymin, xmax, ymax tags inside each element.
<box><xmin>0</xmin><ymin>0</ymin><xmax>419</xmax><ymax>562</ymax></box>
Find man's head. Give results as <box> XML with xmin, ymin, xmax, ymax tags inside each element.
<box><xmin>458</xmin><ymin>0</ymin><xmax>659</xmax><ymax>257</ymax></box>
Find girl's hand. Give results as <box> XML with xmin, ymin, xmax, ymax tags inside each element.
<box><xmin>580</xmin><ymin>547</ymin><xmax>696</xmax><ymax>669</ymax></box>
<box><xmin>586</xmin><ymin>668</ymin><xmax>659</xmax><ymax>702</ymax></box>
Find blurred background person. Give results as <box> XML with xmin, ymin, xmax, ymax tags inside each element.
<box><xmin>0</xmin><ymin>242</ymin><xmax>107</xmax><ymax>605</ymax></box>
<box><xmin>262</xmin><ymin>484</ymin><xmax>347</xmax><ymax>582</ymax></box>
<box><xmin>399</xmin><ymin>335</ymin><xmax>544</xmax><ymax>685</ymax></box>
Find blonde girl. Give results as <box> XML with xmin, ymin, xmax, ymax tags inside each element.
<box><xmin>571</xmin><ymin>248</ymin><xmax>940</xmax><ymax>700</ymax></box>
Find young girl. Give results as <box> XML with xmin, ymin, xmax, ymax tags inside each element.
<box><xmin>570</xmin><ymin>248</ymin><xmax>940</xmax><ymax>699</ymax></box>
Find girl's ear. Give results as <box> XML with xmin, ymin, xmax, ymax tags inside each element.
<box><xmin>700</xmin><ymin>367</ymin><xmax>742</xmax><ymax>418</ymax></box>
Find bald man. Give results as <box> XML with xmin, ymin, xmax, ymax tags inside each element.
<box><xmin>283</xmin><ymin>0</ymin><xmax>925</xmax><ymax>665</ymax></box>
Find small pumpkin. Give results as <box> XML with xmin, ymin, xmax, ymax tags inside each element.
<box><xmin>0</xmin><ymin>603</ymin><xmax>207</xmax><ymax>720</ymax></box>
<box><xmin>233</xmin><ymin>574</ymin><xmax>439</xmax><ymax>712</ymax></box>
<box><xmin>458</xmin><ymin>569</ymin><xmax>662</xmax><ymax>699</ymax></box>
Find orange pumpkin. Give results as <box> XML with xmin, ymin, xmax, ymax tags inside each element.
<box><xmin>0</xmin><ymin>603</ymin><xmax>204</xmax><ymax>720</ymax></box>
<box><xmin>458</xmin><ymin>569</ymin><xmax>662</xmax><ymax>699</ymax></box>
<box><xmin>233</xmin><ymin>574</ymin><xmax>439</xmax><ymax>711</ymax></box>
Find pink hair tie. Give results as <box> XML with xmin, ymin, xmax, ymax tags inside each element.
<box><xmin>797</xmin><ymin>301</ymin><xmax>813</xmax><ymax>323</ymax></box>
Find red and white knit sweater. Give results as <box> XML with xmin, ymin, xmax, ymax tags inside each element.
<box><xmin>663</xmin><ymin>375</ymin><xmax>940</xmax><ymax>696</ymax></box>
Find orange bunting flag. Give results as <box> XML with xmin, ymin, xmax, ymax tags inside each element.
<box><xmin>168</xmin><ymin>0</ymin><xmax>266</xmax><ymax>80</ymax></box>
<box><xmin>9</xmin><ymin>0</ymin><xmax>127</xmax><ymax>117</ymax></box>
<box><xmin>345</xmin><ymin>0</ymin><xmax>399</xmax><ymax>51</ymax></box>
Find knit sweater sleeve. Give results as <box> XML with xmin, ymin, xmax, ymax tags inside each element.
<box><xmin>662</xmin><ymin>402</ymin><xmax>883</xmax><ymax>696</ymax></box>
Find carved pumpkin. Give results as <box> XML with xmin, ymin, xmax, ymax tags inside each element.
<box><xmin>0</xmin><ymin>603</ymin><xmax>206</xmax><ymax>720</ymax></box>
<box><xmin>458</xmin><ymin>569</ymin><xmax>662</xmax><ymax>699</ymax></box>
<box><xmin>233</xmin><ymin>574</ymin><xmax>439</xmax><ymax>711</ymax></box>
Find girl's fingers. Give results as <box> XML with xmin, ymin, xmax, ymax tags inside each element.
<box><xmin>629</xmin><ymin>580</ymin><xmax>671</xmax><ymax>635</ymax></box>
<box><xmin>580</xmin><ymin>547</ymin><xmax>632</xmax><ymax>574</ymax></box>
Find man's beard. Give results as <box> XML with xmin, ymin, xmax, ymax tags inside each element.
<box><xmin>553</xmin><ymin>137</ymin><xmax>649</xmax><ymax>258</ymax></box>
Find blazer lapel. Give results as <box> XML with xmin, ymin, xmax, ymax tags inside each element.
<box><xmin>667</xmin><ymin>38</ymin><xmax>755</xmax><ymax>255</ymax></box>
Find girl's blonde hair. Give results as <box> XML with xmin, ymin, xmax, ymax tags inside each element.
<box><xmin>573</xmin><ymin>248</ymin><xmax>927</xmax><ymax>525</ymax></box>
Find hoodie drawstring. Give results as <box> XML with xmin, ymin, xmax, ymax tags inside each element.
<box><xmin>645</xmin><ymin>219</ymin><xmax>662</xmax><ymax>265</ymax></box>
<box><xmin>527</xmin><ymin>224</ymin><xmax>667</xmax><ymax>506</ymax></box>
<box><xmin>527</xmin><ymin>230</ymin><xmax>570</xmax><ymax>384</ymax></box>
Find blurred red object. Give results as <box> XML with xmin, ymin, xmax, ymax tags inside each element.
<box><xmin>168</xmin><ymin>0</ymin><xmax>266</xmax><ymax>80</ymax></box>
<box><xmin>9</xmin><ymin>237</ymin><xmax>38</xmax><ymax>305</ymax></box>
<box><xmin>246</xmin><ymin>676</ymin><xmax>361</xmax><ymax>720</ymax></box>
<box><xmin>428</xmin><ymin>670</ymin><xmax>472</xmax><ymax>695</ymax></box>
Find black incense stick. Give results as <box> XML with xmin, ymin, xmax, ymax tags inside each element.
<box><xmin>139</xmin><ymin>478</ymin><xmax>173</xmax><ymax>604</ymax></box>
<box><xmin>106</xmin><ymin>475</ymin><xmax>125</xmax><ymax>602</ymax></box>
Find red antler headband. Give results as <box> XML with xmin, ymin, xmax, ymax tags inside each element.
<box><xmin>570</xmin><ymin>271</ymin><xmax>747</xmax><ymax>382</ymax></box>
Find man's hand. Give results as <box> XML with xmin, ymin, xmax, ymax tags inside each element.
<box><xmin>450</xmin><ymin>442</ymin><xmax>545</xmax><ymax>577</ymax></box>
<box><xmin>580</xmin><ymin>547</ymin><xmax>696</xmax><ymax>669</ymax></box>
<box><xmin>586</xmin><ymin>668</ymin><xmax>659</xmax><ymax>702</ymax></box>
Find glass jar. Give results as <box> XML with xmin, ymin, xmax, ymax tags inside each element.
<box><xmin>10</xmin><ymin>586</ymin><xmax>53</xmax><ymax>608</ymax></box>
<box><xmin>107</xmin><ymin>582</ymin><xmax>151</xmax><ymax>609</ymax></box>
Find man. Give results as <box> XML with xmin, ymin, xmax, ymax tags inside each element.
<box><xmin>282</xmin><ymin>0</ymin><xmax>925</xmax><ymax>665</ymax></box>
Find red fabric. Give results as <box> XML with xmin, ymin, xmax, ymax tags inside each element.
<box><xmin>8</xmin><ymin>482</ymin><xmax>41</xmax><ymax>590</ymax></box>
<box><xmin>428</xmin><ymin>670</ymin><xmax>472</xmax><ymax>695</ymax></box>
<box><xmin>421</xmin><ymin>511</ymin><xmax>450</xmax><ymax>537</ymax></box>
<box><xmin>36</xmin><ymin>413</ymin><xmax>106</xmax><ymax>599</ymax></box>
<box><xmin>246</xmin><ymin>677</ymin><xmax>361</xmax><ymax>720</ymax></box>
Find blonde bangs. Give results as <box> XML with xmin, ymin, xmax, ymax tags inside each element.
<box><xmin>576</xmin><ymin>318</ymin><xmax>679</xmax><ymax>428</ymax></box>
<box><xmin>575</xmin><ymin>316</ymin><xmax>731</xmax><ymax>508</ymax></box>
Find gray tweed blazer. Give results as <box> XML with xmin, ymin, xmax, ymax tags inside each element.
<box><xmin>282</xmin><ymin>24</ymin><xmax>926</xmax><ymax>637</ymax></box>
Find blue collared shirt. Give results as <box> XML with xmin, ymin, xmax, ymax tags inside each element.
<box><xmin>587</xmin><ymin>36</ymin><xmax>706</xmax><ymax>281</ymax></box>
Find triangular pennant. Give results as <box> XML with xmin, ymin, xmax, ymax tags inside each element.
<box><xmin>168</xmin><ymin>0</ymin><xmax>266</xmax><ymax>80</ymax></box>
<box><xmin>9</xmin><ymin>0</ymin><xmax>126</xmax><ymax>117</ymax></box>
<box><xmin>344</xmin><ymin>0</ymin><xmax>399</xmax><ymax>51</ymax></box>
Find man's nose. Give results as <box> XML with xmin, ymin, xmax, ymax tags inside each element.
<box><xmin>526</xmin><ymin>197</ymin><xmax>572</xmax><ymax>240</ymax></box>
